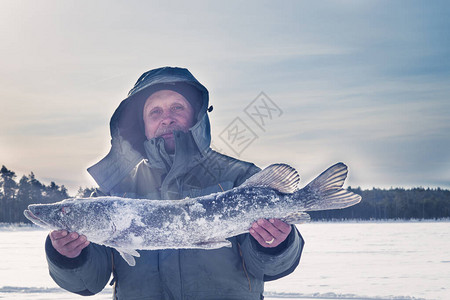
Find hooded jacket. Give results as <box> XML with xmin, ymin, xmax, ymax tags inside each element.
<box><xmin>45</xmin><ymin>67</ymin><xmax>304</xmax><ymax>300</ymax></box>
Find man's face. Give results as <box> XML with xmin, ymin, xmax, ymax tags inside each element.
<box><xmin>143</xmin><ymin>90</ymin><xmax>195</xmax><ymax>154</ymax></box>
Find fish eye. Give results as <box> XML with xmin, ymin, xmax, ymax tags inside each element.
<box><xmin>61</xmin><ymin>207</ymin><xmax>71</xmax><ymax>214</ymax></box>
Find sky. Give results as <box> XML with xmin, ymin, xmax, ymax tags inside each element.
<box><xmin>1</xmin><ymin>0</ymin><xmax>449</xmax><ymax>195</ymax></box>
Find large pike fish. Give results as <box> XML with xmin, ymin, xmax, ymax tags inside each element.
<box><xmin>24</xmin><ymin>163</ymin><xmax>361</xmax><ymax>266</ymax></box>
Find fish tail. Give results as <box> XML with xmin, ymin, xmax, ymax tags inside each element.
<box><xmin>298</xmin><ymin>163</ymin><xmax>361</xmax><ymax>211</ymax></box>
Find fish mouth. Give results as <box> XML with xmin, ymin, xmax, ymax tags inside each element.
<box><xmin>24</xmin><ymin>209</ymin><xmax>51</xmax><ymax>228</ymax></box>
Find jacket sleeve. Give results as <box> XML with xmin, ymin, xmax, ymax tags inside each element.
<box><xmin>237</xmin><ymin>225</ymin><xmax>304</xmax><ymax>281</ymax></box>
<box><xmin>45</xmin><ymin>236</ymin><xmax>112</xmax><ymax>295</ymax></box>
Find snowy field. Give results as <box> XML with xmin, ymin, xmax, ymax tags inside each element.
<box><xmin>0</xmin><ymin>221</ymin><xmax>448</xmax><ymax>300</ymax></box>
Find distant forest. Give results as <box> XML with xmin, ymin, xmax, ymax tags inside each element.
<box><xmin>309</xmin><ymin>187</ymin><xmax>450</xmax><ymax>220</ymax></box>
<box><xmin>1</xmin><ymin>165</ymin><xmax>449</xmax><ymax>223</ymax></box>
<box><xmin>0</xmin><ymin>165</ymin><xmax>95</xmax><ymax>223</ymax></box>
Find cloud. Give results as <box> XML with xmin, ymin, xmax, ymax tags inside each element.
<box><xmin>1</xmin><ymin>0</ymin><xmax>449</xmax><ymax>193</ymax></box>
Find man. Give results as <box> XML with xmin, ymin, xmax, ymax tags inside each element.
<box><xmin>46</xmin><ymin>67</ymin><xmax>304</xmax><ymax>299</ymax></box>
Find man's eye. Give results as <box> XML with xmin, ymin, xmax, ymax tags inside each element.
<box><xmin>149</xmin><ymin>108</ymin><xmax>162</xmax><ymax>116</ymax></box>
<box><xmin>172</xmin><ymin>105</ymin><xmax>183</xmax><ymax>111</ymax></box>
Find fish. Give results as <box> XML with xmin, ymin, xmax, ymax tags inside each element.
<box><xmin>24</xmin><ymin>162</ymin><xmax>361</xmax><ymax>266</ymax></box>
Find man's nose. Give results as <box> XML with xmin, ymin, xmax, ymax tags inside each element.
<box><xmin>161</xmin><ymin>111</ymin><xmax>175</xmax><ymax>125</ymax></box>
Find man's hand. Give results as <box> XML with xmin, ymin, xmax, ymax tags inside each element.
<box><xmin>49</xmin><ymin>230</ymin><xmax>90</xmax><ymax>258</ymax></box>
<box><xmin>249</xmin><ymin>218</ymin><xmax>291</xmax><ymax>248</ymax></box>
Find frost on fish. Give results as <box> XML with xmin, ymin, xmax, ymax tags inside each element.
<box><xmin>24</xmin><ymin>162</ymin><xmax>361</xmax><ymax>266</ymax></box>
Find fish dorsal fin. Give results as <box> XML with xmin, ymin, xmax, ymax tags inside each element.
<box><xmin>242</xmin><ymin>164</ymin><xmax>299</xmax><ymax>194</ymax></box>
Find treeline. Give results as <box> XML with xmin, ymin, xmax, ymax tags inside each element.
<box><xmin>1</xmin><ymin>165</ymin><xmax>450</xmax><ymax>223</ymax></box>
<box><xmin>309</xmin><ymin>187</ymin><xmax>450</xmax><ymax>220</ymax></box>
<box><xmin>0</xmin><ymin>165</ymin><xmax>94</xmax><ymax>223</ymax></box>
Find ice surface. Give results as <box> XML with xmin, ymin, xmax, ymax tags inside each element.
<box><xmin>0</xmin><ymin>221</ymin><xmax>448</xmax><ymax>299</ymax></box>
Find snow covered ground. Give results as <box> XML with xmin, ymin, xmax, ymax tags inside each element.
<box><xmin>0</xmin><ymin>221</ymin><xmax>448</xmax><ymax>299</ymax></box>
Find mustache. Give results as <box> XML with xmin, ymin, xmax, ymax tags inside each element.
<box><xmin>154</xmin><ymin>125</ymin><xmax>187</xmax><ymax>137</ymax></box>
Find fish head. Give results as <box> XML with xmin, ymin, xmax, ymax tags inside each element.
<box><xmin>24</xmin><ymin>199</ymin><xmax>86</xmax><ymax>231</ymax></box>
